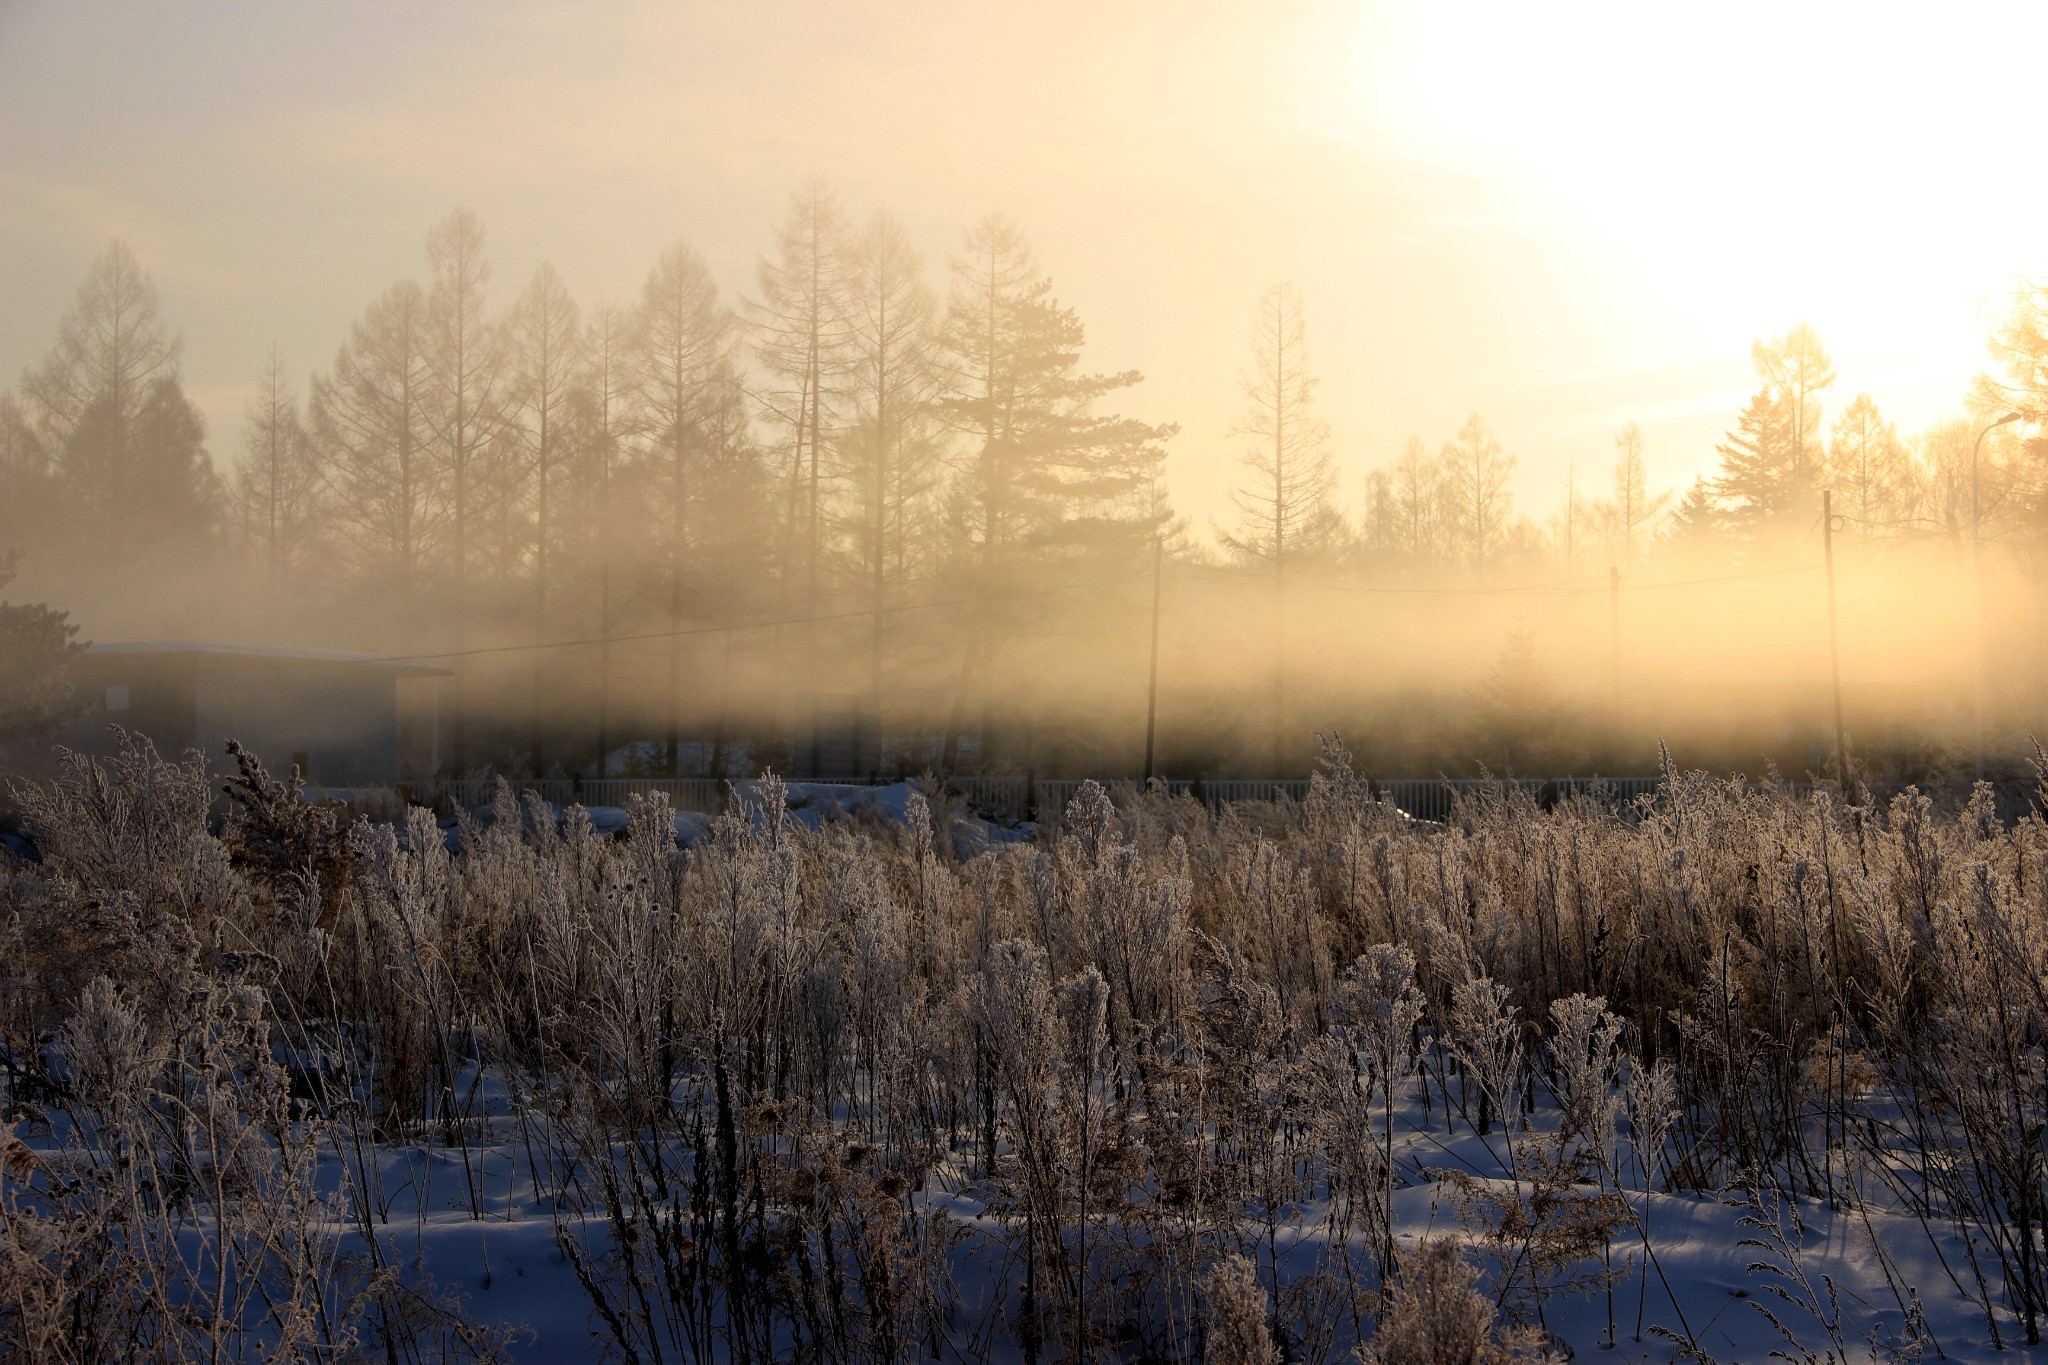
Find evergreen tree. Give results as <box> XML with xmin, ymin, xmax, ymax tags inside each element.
<box><xmin>20</xmin><ymin>241</ymin><xmax>219</xmax><ymax>574</ymax></box>
<box><xmin>936</xmin><ymin>214</ymin><xmax>1173</xmax><ymax>764</ymax></box>
<box><xmin>1713</xmin><ymin>383</ymin><xmax>1810</xmax><ymax>543</ymax></box>
<box><xmin>1663</xmin><ymin>475</ymin><xmax>1726</xmax><ymax>563</ymax></box>
<box><xmin>0</xmin><ymin>557</ymin><xmax>86</xmax><ymax>745</ymax></box>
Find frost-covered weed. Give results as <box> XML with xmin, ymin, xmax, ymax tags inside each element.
<box><xmin>8</xmin><ymin>744</ymin><xmax>2048</xmax><ymax>1358</ymax></box>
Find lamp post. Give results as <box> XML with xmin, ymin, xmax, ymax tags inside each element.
<box><xmin>1973</xmin><ymin>410</ymin><xmax>2024</xmax><ymax>780</ymax></box>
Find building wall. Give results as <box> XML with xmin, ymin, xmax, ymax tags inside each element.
<box><xmin>194</xmin><ymin>666</ymin><xmax>399</xmax><ymax>786</ymax></box>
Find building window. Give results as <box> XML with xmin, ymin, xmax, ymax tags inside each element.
<box><xmin>104</xmin><ymin>685</ymin><xmax>130</xmax><ymax>712</ymax></box>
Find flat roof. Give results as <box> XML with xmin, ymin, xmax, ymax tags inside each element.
<box><xmin>86</xmin><ymin>641</ymin><xmax>453</xmax><ymax>677</ymax></box>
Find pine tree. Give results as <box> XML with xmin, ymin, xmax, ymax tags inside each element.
<box><xmin>1712</xmin><ymin>384</ymin><xmax>1809</xmax><ymax>543</ymax></box>
<box><xmin>0</xmin><ymin>557</ymin><xmax>87</xmax><ymax>745</ymax></box>
<box><xmin>936</xmin><ymin>214</ymin><xmax>1173</xmax><ymax>765</ymax></box>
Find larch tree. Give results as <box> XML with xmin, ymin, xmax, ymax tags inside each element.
<box><xmin>228</xmin><ymin>347</ymin><xmax>321</xmax><ymax>617</ymax></box>
<box><xmin>573</xmin><ymin>303</ymin><xmax>633</xmax><ymax>776</ymax></box>
<box><xmin>1827</xmin><ymin>393</ymin><xmax>1908</xmax><ymax>540</ymax></box>
<box><xmin>506</xmin><ymin>262</ymin><xmax>582</xmax><ymax>772</ymax></box>
<box><xmin>841</xmin><ymin>209</ymin><xmax>941</xmax><ymax>727</ymax></box>
<box><xmin>1390</xmin><ymin>433</ymin><xmax>1443</xmax><ymax>568</ymax></box>
<box><xmin>1606</xmin><ymin>422</ymin><xmax>1669</xmax><ymax>568</ymax></box>
<box><xmin>1218</xmin><ymin>283</ymin><xmax>1339</xmax><ymax>572</ymax></box>
<box><xmin>1752</xmin><ymin>321</ymin><xmax>1835</xmax><ymax>484</ymax></box>
<box><xmin>1217</xmin><ymin>282</ymin><xmax>1338</xmax><ymax>769</ymax></box>
<box><xmin>1440</xmin><ymin>412</ymin><xmax>1515</xmax><ymax>572</ymax></box>
<box><xmin>634</xmin><ymin>239</ymin><xmax>735</xmax><ymax>775</ymax></box>
<box><xmin>309</xmin><ymin>281</ymin><xmax>440</xmax><ymax>621</ymax></box>
<box><xmin>425</xmin><ymin>208</ymin><xmax>506</xmax><ymax>774</ymax></box>
<box><xmin>748</xmin><ymin>182</ymin><xmax>852</xmax><ymax>679</ymax></box>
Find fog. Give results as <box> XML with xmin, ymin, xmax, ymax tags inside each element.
<box><xmin>5</xmin><ymin>1</ymin><xmax>2048</xmax><ymax>787</ymax></box>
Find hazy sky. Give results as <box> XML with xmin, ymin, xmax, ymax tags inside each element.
<box><xmin>3</xmin><ymin>0</ymin><xmax>2042</xmax><ymax>533</ymax></box>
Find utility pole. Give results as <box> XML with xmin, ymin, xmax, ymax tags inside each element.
<box><xmin>1822</xmin><ymin>489</ymin><xmax>1851</xmax><ymax>794</ymax></box>
<box><xmin>1972</xmin><ymin>411</ymin><xmax>2024</xmax><ymax>781</ymax></box>
<box><xmin>1142</xmin><ymin>534</ymin><xmax>1164</xmax><ymax>784</ymax></box>
<box><xmin>1608</xmin><ymin>565</ymin><xmax>1620</xmax><ymax>693</ymax></box>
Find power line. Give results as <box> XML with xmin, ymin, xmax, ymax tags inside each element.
<box><xmin>371</xmin><ymin>569</ymin><xmax>1151</xmax><ymax>665</ymax></box>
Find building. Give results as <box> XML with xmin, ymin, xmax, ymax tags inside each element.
<box><xmin>53</xmin><ymin>641</ymin><xmax>450</xmax><ymax>790</ymax></box>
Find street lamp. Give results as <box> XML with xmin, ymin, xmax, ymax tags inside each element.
<box><xmin>1973</xmin><ymin>409</ymin><xmax>2025</xmax><ymax>780</ymax></box>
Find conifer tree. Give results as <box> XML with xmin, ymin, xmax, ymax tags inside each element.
<box><xmin>1827</xmin><ymin>393</ymin><xmax>1908</xmax><ymax>540</ymax></box>
<box><xmin>1441</xmin><ymin>412</ymin><xmax>1515</xmax><ymax>571</ymax></box>
<box><xmin>749</xmin><ymin>182</ymin><xmax>852</xmax><ymax>671</ymax></box>
<box><xmin>1606</xmin><ymin>422</ymin><xmax>1669</xmax><ymax>568</ymax></box>
<box><xmin>936</xmin><ymin>214</ymin><xmax>1173</xmax><ymax>765</ymax></box>
<box><xmin>841</xmin><ymin>209</ymin><xmax>941</xmax><ymax>725</ymax></box>
<box><xmin>634</xmin><ymin>239</ymin><xmax>736</xmax><ymax>774</ymax></box>
<box><xmin>20</xmin><ymin>241</ymin><xmax>219</xmax><ymax>574</ymax></box>
<box><xmin>425</xmin><ymin>208</ymin><xmax>506</xmax><ymax>774</ymax></box>
<box><xmin>228</xmin><ymin>347</ymin><xmax>321</xmax><ymax>616</ymax></box>
<box><xmin>309</xmin><ymin>282</ymin><xmax>439</xmax><ymax>629</ymax></box>
<box><xmin>507</xmin><ymin>263</ymin><xmax>582</xmax><ymax>772</ymax></box>
<box><xmin>1219</xmin><ymin>282</ymin><xmax>1338</xmax><ymax>769</ymax></box>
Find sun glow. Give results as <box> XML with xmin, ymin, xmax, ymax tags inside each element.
<box><xmin>1346</xmin><ymin>0</ymin><xmax>2048</xmax><ymax>397</ymax></box>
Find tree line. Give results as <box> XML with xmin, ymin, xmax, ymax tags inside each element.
<box><xmin>6</xmin><ymin>190</ymin><xmax>2048</xmax><ymax>778</ymax></box>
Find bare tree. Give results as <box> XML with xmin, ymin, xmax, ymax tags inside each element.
<box><xmin>634</xmin><ymin>239</ymin><xmax>735</xmax><ymax>775</ymax></box>
<box><xmin>841</xmin><ymin>209</ymin><xmax>941</xmax><ymax>737</ymax></box>
<box><xmin>1606</xmin><ymin>422</ymin><xmax>1669</xmax><ymax>568</ymax></box>
<box><xmin>1752</xmin><ymin>321</ymin><xmax>1836</xmax><ymax>483</ymax></box>
<box><xmin>1826</xmin><ymin>394</ymin><xmax>1908</xmax><ymax>540</ymax></box>
<box><xmin>228</xmin><ymin>347</ymin><xmax>321</xmax><ymax>618</ymax></box>
<box><xmin>309</xmin><ymin>281</ymin><xmax>440</xmax><ymax>621</ymax></box>
<box><xmin>1441</xmin><ymin>412</ymin><xmax>1515</xmax><ymax>572</ymax></box>
<box><xmin>749</xmin><ymin>182</ymin><xmax>852</xmax><ymax>682</ymax></box>
<box><xmin>506</xmin><ymin>263</ymin><xmax>582</xmax><ymax>771</ymax></box>
<box><xmin>1218</xmin><ymin>283</ymin><xmax>1338</xmax><ymax>769</ymax></box>
<box><xmin>426</xmin><ymin>208</ymin><xmax>507</xmax><ymax>773</ymax></box>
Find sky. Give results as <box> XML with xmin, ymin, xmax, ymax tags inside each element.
<box><xmin>2</xmin><ymin>0</ymin><xmax>2043</xmax><ymax>535</ymax></box>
